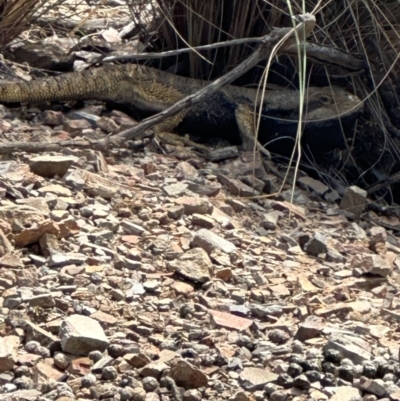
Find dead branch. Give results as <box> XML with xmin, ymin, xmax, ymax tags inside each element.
<box><xmin>0</xmin><ymin>136</ymin><xmax>152</xmax><ymax>154</ymax></box>
<box><xmin>283</xmin><ymin>42</ymin><xmax>366</xmax><ymax>72</ymax></box>
<box><xmin>103</xmin><ymin>37</ymin><xmax>265</xmax><ymax>63</ymax></box>
<box><xmin>104</xmin><ymin>37</ymin><xmax>364</xmax><ymax>75</ymax></box>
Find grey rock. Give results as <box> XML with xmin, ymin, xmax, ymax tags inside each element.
<box><xmin>29</xmin><ymin>155</ymin><xmax>78</xmax><ymax>178</ymax></box>
<box><xmin>121</xmin><ymin>220</ymin><xmax>146</xmax><ymax>236</ymax></box>
<box><xmin>324</xmin><ymin>335</ymin><xmax>372</xmax><ymax>365</ymax></box>
<box><xmin>360</xmin><ymin>378</ymin><xmax>387</xmax><ymax>397</ymax></box>
<box><xmin>140</xmin><ymin>361</ymin><xmax>169</xmax><ymax>380</ymax></box>
<box><xmin>48</xmin><ymin>252</ymin><xmax>87</xmax><ymax>267</ymax></box>
<box><xmin>239</xmin><ymin>367</ymin><xmax>278</xmax><ymax>391</ymax></box>
<box><xmin>351</xmin><ymin>254</ymin><xmax>392</xmax><ymax>277</ymax></box>
<box><xmin>91</xmin><ymin>356</ymin><xmax>114</xmax><ymax>374</ymax></box>
<box><xmin>192</xmin><ymin>228</ymin><xmax>236</xmax><ymax>254</ymax></box>
<box><xmin>329</xmin><ymin>385</ymin><xmax>362</xmax><ymax>401</ymax></box>
<box><xmin>298</xmin><ymin>176</ymin><xmax>329</xmax><ymax>195</ymax></box>
<box><xmin>59</xmin><ymin>315</ymin><xmax>109</xmax><ymax>356</ymax></box>
<box><xmin>168</xmin><ymin>247</ymin><xmax>213</xmax><ymax>283</ymax></box>
<box><xmin>163</xmin><ymin>182</ymin><xmax>188</xmax><ymax>196</ymax></box>
<box><xmin>339</xmin><ymin>186</ymin><xmax>367</xmax><ymax>219</ymax></box>
<box><xmin>304</xmin><ymin>232</ymin><xmax>328</xmax><ymax>256</ymax></box>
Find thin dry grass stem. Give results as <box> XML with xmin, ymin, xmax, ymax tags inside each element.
<box><xmin>0</xmin><ymin>0</ymin><xmax>41</xmax><ymax>46</ymax></box>
<box><xmin>0</xmin><ymin>0</ymin><xmax>106</xmax><ymax>47</ymax></box>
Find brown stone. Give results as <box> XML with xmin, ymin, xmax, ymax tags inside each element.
<box><xmin>208</xmin><ymin>310</ymin><xmax>253</xmax><ymax>331</ymax></box>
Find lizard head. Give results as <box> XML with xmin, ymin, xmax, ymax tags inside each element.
<box><xmin>303</xmin><ymin>86</ymin><xmax>364</xmax><ymax>122</ymax></box>
<box><xmin>258</xmin><ymin>86</ymin><xmax>364</xmax><ymax>159</ymax></box>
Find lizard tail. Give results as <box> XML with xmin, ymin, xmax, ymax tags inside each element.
<box><xmin>0</xmin><ymin>66</ymin><xmax>116</xmax><ymax>104</ymax></box>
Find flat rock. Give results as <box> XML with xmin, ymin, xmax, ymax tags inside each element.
<box><xmin>49</xmin><ymin>252</ymin><xmax>87</xmax><ymax>267</ymax></box>
<box><xmin>208</xmin><ymin>309</ymin><xmax>252</xmax><ymax>331</ymax></box>
<box><xmin>192</xmin><ymin>228</ymin><xmax>236</xmax><ymax>254</ymax></box>
<box><xmin>359</xmin><ymin>378</ymin><xmax>386</xmax><ymax>397</ymax></box>
<box><xmin>15</xmin><ymin>197</ymin><xmax>50</xmax><ymax>214</ymax></box>
<box><xmin>186</xmin><ymin>181</ymin><xmax>221</xmax><ymax>196</ymax></box>
<box><xmin>1</xmin><ymin>389</ymin><xmax>42</xmax><ymax>400</ymax></box>
<box><xmin>324</xmin><ymin>334</ymin><xmax>372</xmax><ymax>365</ymax></box>
<box><xmin>38</xmin><ymin>183</ymin><xmax>72</xmax><ymax>197</ymax></box>
<box><xmin>175</xmin><ymin>196</ymin><xmax>213</xmax><ymax>215</ymax></box>
<box><xmin>329</xmin><ymin>386</ymin><xmax>361</xmax><ymax>401</ymax></box>
<box><xmin>121</xmin><ymin>220</ymin><xmax>146</xmax><ymax>236</ymax></box>
<box><xmin>217</xmin><ymin>174</ymin><xmax>259</xmax><ymax>197</ymax></box>
<box><xmin>163</xmin><ymin>182</ymin><xmax>188</xmax><ymax>196</ymax></box>
<box><xmin>59</xmin><ymin>314</ymin><xmax>109</xmax><ymax>356</ymax></box>
<box><xmin>32</xmin><ymin>360</ymin><xmax>65</xmax><ymax>384</ymax></box>
<box><xmin>295</xmin><ymin>318</ymin><xmax>325</xmax><ymax>341</ymax></box>
<box><xmin>239</xmin><ymin>367</ymin><xmax>278</xmax><ymax>391</ymax></box>
<box><xmin>29</xmin><ymin>155</ymin><xmax>78</xmax><ymax>178</ymax></box>
<box><xmin>0</xmin><ymin>335</ymin><xmax>19</xmax><ymax>372</ymax></box>
<box><xmin>298</xmin><ymin>176</ymin><xmax>329</xmax><ymax>195</ymax></box>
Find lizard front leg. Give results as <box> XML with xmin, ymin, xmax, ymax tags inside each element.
<box><xmin>150</xmin><ymin>111</ymin><xmax>211</xmax><ymax>155</ymax></box>
<box><xmin>235</xmin><ymin>104</ymin><xmax>289</xmax><ymax>181</ymax></box>
<box><xmin>235</xmin><ymin>104</ymin><xmax>271</xmax><ymax>159</ymax></box>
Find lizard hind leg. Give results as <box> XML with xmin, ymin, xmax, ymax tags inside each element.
<box><xmin>235</xmin><ymin>104</ymin><xmax>271</xmax><ymax>159</ymax></box>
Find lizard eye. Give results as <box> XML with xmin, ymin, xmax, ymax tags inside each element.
<box><xmin>319</xmin><ymin>95</ymin><xmax>331</xmax><ymax>104</ymax></box>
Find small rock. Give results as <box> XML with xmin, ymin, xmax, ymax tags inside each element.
<box><xmin>38</xmin><ymin>183</ymin><xmax>72</xmax><ymax>197</ymax></box>
<box><xmin>208</xmin><ymin>309</ymin><xmax>253</xmax><ymax>331</ymax></box>
<box><xmin>217</xmin><ymin>174</ymin><xmax>259</xmax><ymax>197</ymax></box>
<box><xmin>174</xmin><ymin>161</ymin><xmax>198</xmax><ymax>181</ymax></box>
<box><xmin>303</xmin><ymin>232</ymin><xmax>328</xmax><ymax>256</ymax></box>
<box><xmin>360</xmin><ymin>378</ymin><xmax>386</xmax><ymax>397</ymax></box>
<box><xmin>192</xmin><ymin>228</ymin><xmax>236</xmax><ymax>254</ymax></box>
<box><xmin>63</xmin><ymin>118</ymin><xmax>92</xmax><ymax>135</ymax></box>
<box><xmin>163</xmin><ymin>182</ymin><xmax>188</xmax><ymax>197</ymax></box>
<box><xmin>96</xmin><ymin>116</ymin><xmax>119</xmax><ymax>133</ymax></box>
<box><xmin>168</xmin><ymin>248</ymin><xmax>213</xmax><ymax>283</ymax></box>
<box><xmin>330</xmin><ymin>386</ymin><xmax>361</xmax><ymax>401</ymax></box>
<box><xmin>0</xmin><ymin>335</ymin><xmax>19</xmax><ymax>372</ymax></box>
<box><xmin>59</xmin><ymin>314</ymin><xmax>109</xmax><ymax>356</ymax></box>
<box><xmin>351</xmin><ymin>253</ymin><xmax>392</xmax><ymax>277</ymax></box>
<box><xmin>29</xmin><ymin>155</ymin><xmax>78</xmax><ymax>178</ymax></box>
<box><xmin>239</xmin><ymin>367</ymin><xmax>278</xmax><ymax>391</ymax></box>
<box><xmin>324</xmin><ymin>335</ymin><xmax>372</xmax><ymax>365</ymax></box>
<box><xmin>339</xmin><ymin>185</ymin><xmax>367</xmax><ymax>218</ymax></box>
<box><xmin>175</xmin><ymin>196</ymin><xmax>213</xmax><ymax>215</ymax></box>
<box><xmin>192</xmin><ymin>214</ymin><xmax>215</xmax><ymax>228</ymax></box>
<box><xmin>140</xmin><ymin>361</ymin><xmax>168</xmax><ymax>380</ymax></box>
<box><xmin>298</xmin><ymin>176</ymin><xmax>329</xmax><ymax>195</ymax></box>
<box><xmin>169</xmin><ymin>360</ymin><xmax>208</xmax><ymax>389</ymax></box>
